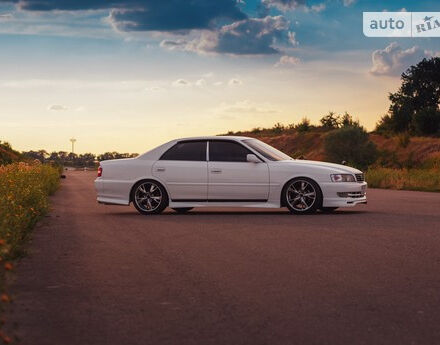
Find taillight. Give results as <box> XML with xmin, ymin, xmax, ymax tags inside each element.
<box><xmin>97</xmin><ymin>166</ymin><xmax>102</xmax><ymax>177</ymax></box>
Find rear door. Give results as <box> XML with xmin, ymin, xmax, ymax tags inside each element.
<box><xmin>207</xmin><ymin>140</ymin><xmax>269</xmax><ymax>201</ymax></box>
<box><xmin>152</xmin><ymin>140</ymin><xmax>208</xmax><ymax>201</ymax></box>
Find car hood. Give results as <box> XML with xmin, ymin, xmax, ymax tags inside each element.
<box><xmin>278</xmin><ymin>159</ymin><xmax>362</xmax><ymax>174</ymax></box>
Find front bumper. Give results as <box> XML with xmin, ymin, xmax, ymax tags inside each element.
<box><xmin>321</xmin><ymin>181</ymin><xmax>367</xmax><ymax>208</ymax></box>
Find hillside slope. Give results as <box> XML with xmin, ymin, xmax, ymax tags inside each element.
<box><xmin>233</xmin><ymin>131</ymin><xmax>440</xmax><ymax>167</ymax></box>
<box><xmin>0</xmin><ymin>141</ymin><xmax>21</xmax><ymax>164</ymax></box>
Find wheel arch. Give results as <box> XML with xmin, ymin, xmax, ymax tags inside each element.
<box><xmin>129</xmin><ymin>177</ymin><xmax>170</xmax><ymax>206</ymax></box>
<box><xmin>280</xmin><ymin>176</ymin><xmax>323</xmax><ymax>208</ymax></box>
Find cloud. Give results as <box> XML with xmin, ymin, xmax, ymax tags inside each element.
<box><xmin>11</xmin><ymin>0</ymin><xmax>246</xmax><ymax>32</ymax></box>
<box><xmin>212</xmin><ymin>16</ymin><xmax>292</xmax><ymax>55</ymax></box>
<box><xmin>275</xmin><ymin>55</ymin><xmax>300</xmax><ymax>67</ymax></box>
<box><xmin>287</xmin><ymin>31</ymin><xmax>298</xmax><ymax>46</ymax></box>
<box><xmin>160</xmin><ymin>39</ymin><xmax>188</xmax><ymax>50</ymax></box>
<box><xmin>145</xmin><ymin>86</ymin><xmax>165</xmax><ymax>92</ymax></box>
<box><xmin>109</xmin><ymin>1</ymin><xmax>245</xmax><ymax>32</ymax></box>
<box><xmin>262</xmin><ymin>0</ymin><xmax>306</xmax><ymax>11</ymax></box>
<box><xmin>202</xmin><ymin>72</ymin><xmax>214</xmax><ymax>78</ymax></box>
<box><xmin>213</xmin><ymin>100</ymin><xmax>279</xmax><ymax>117</ymax></box>
<box><xmin>228</xmin><ymin>78</ymin><xmax>243</xmax><ymax>86</ymax></box>
<box><xmin>261</xmin><ymin>0</ymin><xmax>324</xmax><ymax>12</ymax></box>
<box><xmin>161</xmin><ymin>16</ymin><xmax>292</xmax><ymax>55</ymax></box>
<box><xmin>370</xmin><ymin>42</ymin><xmax>434</xmax><ymax>76</ymax></box>
<box><xmin>0</xmin><ymin>13</ymin><xmax>13</xmax><ymax>20</ymax></box>
<box><xmin>172</xmin><ymin>79</ymin><xmax>190</xmax><ymax>87</ymax></box>
<box><xmin>48</xmin><ymin>104</ymin><xmax>68</xmax><ymax>111</ymax></box>
<box><xmin>343</xmin><ymin>0</ymin><xmax>356</xmax><ymax>7</ymax></box>
<box><xmin>308</xmin><ymin>3</ymin><xmax>326</xmax><ymax>13</ymax></box>
<box><xmin>195</xmin><ymin>78</ymin><xmax>206</xmax><ymax>87</ymax></box>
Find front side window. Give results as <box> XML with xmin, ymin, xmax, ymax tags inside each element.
<box><xmin>160</xmin><ymin>141</ymin><xmax>206</xmax><ymax>161</ymax></box>
<box><xmin>209</xmin><ymin>141</ymin><xmax>252</xmax><ymax>162</ymax></box>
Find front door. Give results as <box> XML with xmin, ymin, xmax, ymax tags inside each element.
<box><xmin>153</xmin><ymin>140</ymin><xmax>207</xmax><ymax>201</ymax></box>
<box><xmin>207</xmin><ymin>140</ymin><xmax>269</xmax><ymax>201</ymax></box>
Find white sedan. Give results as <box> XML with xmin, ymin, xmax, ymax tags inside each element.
<box><xmin>94</xmin><ymin>136</ymin><xmax>367</xmax><ymax>215</ymax></box>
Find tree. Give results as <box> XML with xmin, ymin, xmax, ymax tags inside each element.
<box><xmin>413</xmin><ymin>108</ymin><xmax>440</xmax><ymax>135</ymax></box>
<box><xmin>23</xmin><ymin>150</ymin><xmax>49</xmax><ymax>162</ymax></box>
<box><xmin>340</xmin><ymin>112</ymin><xmax>359</xmax><ymax>127</ymax></box>
<box><xmin>377</xmin><ymin>57</ymin><xmax>440</xmax><ymax>135</ymax></box>
<box><xmin>320</xmin><ymin>111</ymin><xmax>340</xmax><ymax>129</ymax></box>
<box><xmin>324</xmin><ymin>126</ymin><xmax>377</xmax><ymax>170</ymax></box>
<box><xmin>295</xmin><ymin>117</ymin><xmax>311</xmax><ymax>132</ymax></box>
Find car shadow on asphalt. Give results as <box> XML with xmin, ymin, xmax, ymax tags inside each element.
<box><xmin>104</xmin><ymin>209</ymin><xmax>369</xmax><ymax>216</ymax></box>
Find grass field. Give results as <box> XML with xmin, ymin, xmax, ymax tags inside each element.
<box><xmin>366</xmin><ymin>167</ymin><xmax>440</xmax><ymax>192</ymax></box>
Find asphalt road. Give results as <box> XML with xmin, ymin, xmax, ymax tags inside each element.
<box><xmin>10</xmin><ymin>171</ymin><xmax>440</xmax><ymax>345</ymax></box>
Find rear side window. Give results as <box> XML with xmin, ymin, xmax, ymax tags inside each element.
<box><xmin>209</xmin><ymin>141</ymin><xmax>252</xmax><ymax>162</ymax></box>
<box><xmin>160</xmin><ymin>141</ymin><xmax>207</xmax><ymax>161</ymax></box>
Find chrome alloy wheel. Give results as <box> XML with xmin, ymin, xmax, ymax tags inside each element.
<box><xmin>134</xmin><ymin>182</ymin><xmax>163</xmax><ymax>212</ymax></box>
<box><xmin>286</xmin><ymin>179</ymin><xmax>317</xmax><ymax>212</ymax></box>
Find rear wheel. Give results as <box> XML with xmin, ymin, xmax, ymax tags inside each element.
<box><xmin>283</xmin><ymin>178</ymin><xmax>322</xmax><ymax>214</ymax></box>
<box><xmin>132</xmin><ymin>180</ymin><xmax>168</xmax><ymax>215</ymax></box>
<box><xmin>172</xmin><ymin>208</ymin><xmax>193</xmax><ymax>214</ymax></box>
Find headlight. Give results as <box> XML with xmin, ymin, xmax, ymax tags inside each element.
<box><xmin>331</xmin><ymin>174</ymin><xmax>356</xmax><ymax>182</ymax></box>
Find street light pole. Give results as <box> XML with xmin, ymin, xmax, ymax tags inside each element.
<box><xmin>70</xmin><ymin>138</ymin><xmax>77</xmax><ymax>154</ymax></box>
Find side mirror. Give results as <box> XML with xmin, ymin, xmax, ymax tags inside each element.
<box><xmin>247</xmin><ymin>154</ymin><xmax>261</xmax><ymax>163</ymax></box>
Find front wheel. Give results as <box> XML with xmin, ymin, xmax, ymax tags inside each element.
<box><xmin>283</xmin><ymin>178</ymin><xmax>322</xmax><ymax>214</ymax></box>
<box><xmin>132</xmin><ymin>180</ymin><xmax>168</xmax><ymax>215</ymax></box>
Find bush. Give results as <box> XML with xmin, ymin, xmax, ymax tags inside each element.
<box><xmin>397</xmin><ymin>132</ymin><xmax>411</xmax><ymax>148</ymax></box>
<box><xmin>271</xmin><ymin>122</ymin><xmax>285</xmax><ymax>134</ymax></box>
<box><xmin>324</xmin><ymin>126</ymin><xmax>378</xmax><ymax>170</ymax></box>
<box><xmin>0</xmin><ymin>162</ymin><xmax>59</xmax><ymax>260</ymax></box>
<box><xmin>295</xmin><ymin>118</ymin><xmax>311</xmax><ymax>133</ymax></box>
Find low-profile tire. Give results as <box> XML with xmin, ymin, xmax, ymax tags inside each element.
<box><xmin>320</xmin><ymin>207</ymin><xmax>338</xmax><ymax>213</ymax></box>
<box><xmin>131</xmin><ymin>180</ymin><xmax>168</xmax><ymax>215</ymax></box>
<box><xmin>283</xmin><ymin>177</ymin><xmax>322</xmax><ymax>215</ymax></box>
<box><xmin>172</xmin><ymin>207</ymin><xmax>193</xmax><ymax>214</ymax></box>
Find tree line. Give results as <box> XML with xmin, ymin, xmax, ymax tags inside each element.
<box><xmin>21</xmin><ymin>151</ymin><xmax>138</xmax><ymax>167</ymax></box>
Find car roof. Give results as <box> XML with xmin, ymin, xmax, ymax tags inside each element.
<box><xmin>174</xmin><ymin>136</ymin><xmax>253</xmax><ymax>141</ymax></box>
<box><xmin>137</xmin><ymin>136</ymin><xmax>256</xmax><ymax>160</ymax></box>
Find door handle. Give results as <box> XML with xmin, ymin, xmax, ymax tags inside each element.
<box><xmin>211</xmin><ymin>169</ymin><xmax>222</xmax><ymax>173</ymax></box>
<box><xmin>156</xmin><ymin>167</ymin><xmax>166</xmax><ymax>172</ymax></box>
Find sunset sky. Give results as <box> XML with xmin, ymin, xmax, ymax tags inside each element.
<box><xmin>1</xmin><ymin>0</ymin><xmax>439</xmax><ymax>154</ymax></box>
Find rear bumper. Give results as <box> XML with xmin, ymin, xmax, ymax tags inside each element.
<box><xmin>94</xmin><ymin>178</ymin><xmax>130</xmax><ymax>206</ymax></box>
<box><xmin>94</xmin><ymin>178</ymin><xmax>104</xmax><ymax>195</ymax></box>
<box><xmin>321</xmin><ymin>181</ymin><xmax>367</xmax><ymax>208</ymax></box>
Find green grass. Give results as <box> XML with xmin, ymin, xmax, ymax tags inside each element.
<box><xmin>366</xmin><ymin>167</ymin><xmax>440</xmax><ymax>192</ymax></box>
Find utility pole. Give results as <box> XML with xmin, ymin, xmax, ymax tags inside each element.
<box><xmin>70</xmin><ymin>138</ymin><xmax>77</xmax><ymax>154</ymax></box>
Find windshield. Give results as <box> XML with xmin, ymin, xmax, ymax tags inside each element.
<box><xmin>242</xmin><ymin>139</ymin><xmax>293</xmax><ymax>161</ymax></box>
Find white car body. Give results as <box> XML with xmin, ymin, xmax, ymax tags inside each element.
<box><xmin>94</xmin><ymin>136</ymin><xmax>367</xmax><ymax>212</ymax></box>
